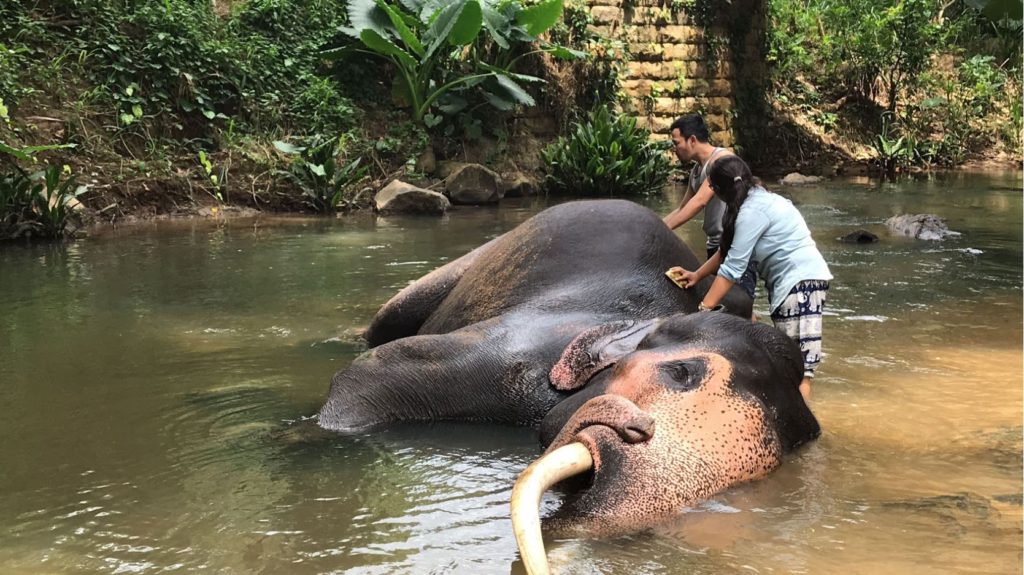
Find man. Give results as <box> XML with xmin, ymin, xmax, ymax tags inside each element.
<box><xmin>663</xmin><ymin>114</ymin><xmax>758</xmax><ymax>302</ymax></box>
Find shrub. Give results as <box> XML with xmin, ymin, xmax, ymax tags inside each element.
<box><xmin>0</xmin><ymin>142</ymin><xmax>87</xmax><ymax>240</ymax></box>
<box><xmin>273</xmin><ymin>134</ymin><xmax>369</xmax><ymax>212</ymax></box>
<box><xmin>337</xmin><ymin>0</ymin><xmax>584</xmax><ymax>131</ymax></box>
<box><xmin>541</xmin><ymin>106</ymin><xmax>672</xmax><ymax>196</ymax></box>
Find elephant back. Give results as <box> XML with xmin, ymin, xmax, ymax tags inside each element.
<box><xmin>420</xmin><ymin>200</ymin><xmax>704</xmax><ymax>334</ymax></box>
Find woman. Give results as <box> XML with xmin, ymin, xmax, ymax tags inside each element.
<box><xmin>669</xmin><ymin>156</ymin><xmax>832</xmax><ymax>401</ymax></box>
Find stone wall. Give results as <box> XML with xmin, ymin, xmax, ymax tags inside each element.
<box><xmin>587</xmin><ymin>0</ymin><xmax>768</xmax><ymax>151</ymax></box>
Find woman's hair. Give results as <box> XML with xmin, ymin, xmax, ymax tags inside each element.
<box><xmin>708</xmin><ymin>156</ymin><xmax>763</xmax><ymax>258</ymax></box>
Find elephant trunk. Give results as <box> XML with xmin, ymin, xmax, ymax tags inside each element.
<box><xmin>510</xmin><ymin>442</ymin><xmax>593</xmax><ymax>575</ymax></box>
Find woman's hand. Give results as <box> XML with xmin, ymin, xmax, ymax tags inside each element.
<box><xmin>666</xmin><ymin>267</ymin><xmax>700</xmax><ymax>289</ymax></box>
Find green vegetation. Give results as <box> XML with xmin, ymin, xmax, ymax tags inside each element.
<box><xmin>542</xmin><ymin>106</ymin><xmax>672</xmax><ymax>196</ymax></box>
<box><xmin>337</xmin><ymin>0</ymin><xmax>583</xmax><ymax>130</ymax></box>
<box><xmin>0</xmin><ymin>0</ymin><xmax>607</xmax><ymax>237</ymax></box>
<box><xmin>0</xmin><ymin>0</ymin><xmax>378</xmax><ymax>234</ymax></box>
<box><xmin>274</xmin><ymin>135</ymin><xmax>369</xmax><ymax>212</ymax></box>
<box><xmin>768</xmin><ymin>0</ymin><xmax>1022</xmax><ymax>172</ymax></box>
<box><xmin>0</xmin><ymin>0</ymin><xmax>1017</xmax><ymax>238</ymax></box>
<box><xmin>1</xmin><ymin>143</ymin><xmax>86</xmax><ymax>239</ymax></box>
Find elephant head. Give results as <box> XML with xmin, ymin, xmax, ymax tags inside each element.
<box><xmin>512</xmin><ymin>312</ymin><xmax>819</xmax><ymax>569</ymax></box>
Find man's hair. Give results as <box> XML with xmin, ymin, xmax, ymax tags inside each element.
<box><xmin>669</xmin><ymin>114</ymin><xmax>710</xmax><ymax>142</ymax></box>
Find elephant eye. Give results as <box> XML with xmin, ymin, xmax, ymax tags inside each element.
<box><xmin>658</xmin><ymin>360</ymin><xmax>702</xmax><ymax>391</ymax></box>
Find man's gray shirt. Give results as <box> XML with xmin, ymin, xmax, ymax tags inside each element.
<box><xmin>689</xmin><ymin>147</ymin><xmax>728</xmax><ymax>251</ymax></box>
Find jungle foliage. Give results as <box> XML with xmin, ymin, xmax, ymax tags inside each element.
<box><xmin>0</xmin><ymin>0</ymin><xmax>382</xmax><ymax>229</ymax></box>
<box><xmin>541</xmin><ymin>106</ymin><xmax>673</xmax><ymax>197</ymax></box>
<box><xmin>0</xmin><ymin>0</ymin><xmax>615</xmax><ymax>233</ymax></box>
<box><xmin>336</xmin><ymin>0</ymin><xmax>585</xmax><ymax>130</ymax></box>
<box><xmin>1</xmin><ymin>142</ymin><xmax>86</xmax><ymax>239</ymax></box>
<box><xmin>767</xmin><ymin>0</ymin><xmax>1022</xmax><ymax>170</ymax></box>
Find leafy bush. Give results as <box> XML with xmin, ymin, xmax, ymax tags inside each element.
<box><xmin>768</xmin><ymin>0</ymin><xmax>1021</xmax><ymax>166</ymax></box>
<box><xmin>958</xmin><ymin>55</ymin><xmax>1007</xmax><ymax>115</ymax></box>
<box><xmin>274</xmin><ymin>135</ymin><xmax>369</xmax><ymax>212</ymax></box>
<box><xmin>0</xmin><ymin>0</ymin><xmax>357</xmax><ymax>137</ymax></box>
<box><xmin>769</xmin><ymin>0</ymin><xmax>939</xmax><ymax>113</ymax></box>
<box><xmin>541</xmin><ymin>106</ymin><xmax>672</xmax><ymax>196</ymax></box>
<box><xmin>336</xmin><ymin>0</ymin><xmax>583</xmax><ymax>130</ymax></box>
<box><xmin>1</xmin><ymin>142</ymin><xmax>87</xmax><ymax>239</ymax></box>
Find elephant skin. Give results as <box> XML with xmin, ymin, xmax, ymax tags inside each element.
<box><xmin>318</xmin><ymin>199</ymin><xmax>818</xmax><ymax>534</ymax></box>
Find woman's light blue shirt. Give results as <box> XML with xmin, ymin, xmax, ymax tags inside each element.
<box><xmin>718</xmin><ymin>187</ymin><xmax>832</xmax><ymax>313</ymax></box>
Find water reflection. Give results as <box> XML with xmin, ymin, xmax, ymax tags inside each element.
<box><xmin>0</xmin><ymin>171</ymin><xmax>1020</xmax><ymax>574</ymax></box>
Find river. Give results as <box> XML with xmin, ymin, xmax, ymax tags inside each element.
<box><xmin>1</xmin><ymin>171</ymin><xmax>1020</xmax><ymax>574</ymax></box>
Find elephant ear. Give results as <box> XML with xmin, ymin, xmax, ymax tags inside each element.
<box><xmin>549</xmin><ymin>318</ymin><xmax>661</xmax><ymax>391</ymax></box>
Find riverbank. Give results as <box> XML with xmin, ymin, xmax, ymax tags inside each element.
<box><xmin>1</xmin><ymin>0</ymin><xmax>1019</xmax><ymax>239</ymax></box>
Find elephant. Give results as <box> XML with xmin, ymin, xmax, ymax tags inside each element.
<box><xmin>317</xmin><ymin>199</ymin><xmax>820</xmax><ymax>566</ymax></box>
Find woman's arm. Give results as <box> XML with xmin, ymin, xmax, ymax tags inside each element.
<box><xmin>667</xmin><ymin>250</ymin><xmax>732</xmax><ymax>309</ymax></box>
<box><xmin>669</xmin><ymin>249</ymin><xmax>722</xmax><ymax>288</ymax></box>
<box><xmin>700</xmin><ymin>275</ymin><xmax>735</xmax><ymax>309</ymax></box>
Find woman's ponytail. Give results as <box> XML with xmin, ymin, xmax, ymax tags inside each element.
<box><xmin>708</xmin><ymin>156</ymin><xmax>759</xmax><ymax>259</ymax></box>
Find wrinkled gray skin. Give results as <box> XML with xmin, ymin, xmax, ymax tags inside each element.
<box><xmin>318</xmin><ymin>200</ymin><xmax>753</xmax><ymax>431</ymax></box>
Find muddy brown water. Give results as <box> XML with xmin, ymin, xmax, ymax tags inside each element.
<box><xmin>1</xmin><ymin>172</ymin><xmax>1020</xmax><ymax>574</ymax></box>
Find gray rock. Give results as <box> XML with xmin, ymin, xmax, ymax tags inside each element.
<box><xmin>436</xmin><ymin>161</ymin><xmax>468</xmax><ymax>180</ymax></box>
<box><xmin>374</xmin><ymin>180</ymin><xmax>450</xmax><ymax>216</ymax></box>
<box><xmin>885</xmin><ymin>214</ymin><xmax>953</xmax><ymax>241</ymax></box>
<box><xmin>416</xmin><ymin>146</ymin><xmax>437</xmax><ymax>175</ymax></box>
<box><xmin>502</xmin><ymin>171</ymin><xmax>540</xmax><ymax>198</ymax></box>
<box><xmin>839</xmin><ymin>229</ymin><xmax>879</xmax><ymax>244</ymax></box>
<box><xmin>780</xmin><ymin>172</ymin><xmax>824</xmax><ymax>186</ymax></box>
<box><xmin>445</xmin><ymin>163</ymin><xmax>503</xmax><ymax>205</ymax></box>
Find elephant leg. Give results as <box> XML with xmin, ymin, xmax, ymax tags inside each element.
<box><xmin>364</xmin><ymin>237</ymin><xmax>499</xmax><ymax>347</ymax></box>
<box><xmin>319</xmin><ymin>322</ymin><xmax>554</xmax><ymax>432</ymax></box>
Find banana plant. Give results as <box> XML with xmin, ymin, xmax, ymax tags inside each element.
<box><xmin>333</xmin><ymin>0</ymin><xmax>583</xmax><ymax>127</ymax></box>
<box><xmin>872</xmin><ymin>112</ymin><xmax>911</xmax><ymax>179</ymax></box>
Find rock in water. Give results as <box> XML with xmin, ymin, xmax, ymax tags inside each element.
<box><xmin>885</xmin><ymin>214</ymin><xmax>953</xmax><ymax>240</ymax></box>
<box><xmin>780</xmin><ymin>172</ymin><xmax>824</xmax><ymax>186</ymax></box>
<box><xmin>839</xmin><ymin>229</ymin><xmax>880</xmax><ymax>244</ymax></box>
<box><xmin>375</xmin><ymin>180</ymin><xmax>450</xmax><ymax>216</ymax></box>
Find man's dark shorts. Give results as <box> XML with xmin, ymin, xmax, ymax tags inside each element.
<box><xmin>708</xmin><ymin>247</ymin><xmax>757</xmax><ymax>300</ymax></box>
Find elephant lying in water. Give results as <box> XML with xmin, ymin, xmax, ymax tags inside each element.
<box><xmin>317</xmin><ymin>200</ymin><xmax>819</xmax><ymax>566</ymax></box>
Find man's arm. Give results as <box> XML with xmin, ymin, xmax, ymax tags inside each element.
<box><xmin>662</xmin><ymin>185</ymin><xmax>695</xmax><ymax>228</ymax></box>
<box><xmin>663</xmin><ymin>179</ymin><xmax>715</xmax><ymax>230</ymax></box>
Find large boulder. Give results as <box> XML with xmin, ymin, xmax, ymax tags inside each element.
<box><xmin>780</xmin><ymin>172</ymin><xmax>824</xmax><ymax>186</ymax></box>
<box><xmin>501</xmin><ymin>171</ymin><xmax>540</xmax><ymax>198</ymax></box>
<box><xmin>445</xmin><ymin>163</ymin><xmax>504</xmax><ymax>205</ymax></box>
<box><xmin>435</xmin><ymin>160</ymin><xmax>468</xmax><ymax>180</ymax></box>
<box><xmin>885</xmin><ymin>214</ymin><xmax>954</xmax><ymax>240</ymax></box>
<box><xmin>415</xmin><ymin>146</ymin><xmax>437</xmax><ymax>175</ymax></box>
<box><xmin>374</xmin><ymin>180</ymin><xmax>450</xmax><ymax>216</ymax></box>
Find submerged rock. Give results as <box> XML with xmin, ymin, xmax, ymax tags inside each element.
<box><xmin>839</xmin><ymin>229</ymin><xmax>879</xmax><ymax>244</ymax></box>
<box><xmin>374</xmin><ymin>180</ymin><xmax>450</xmax><ymax>216</ymax></box>
<box><xmin>886</xmin><ymin>214</ymin><xmax>954</xmax><ymax>240</ymax></box>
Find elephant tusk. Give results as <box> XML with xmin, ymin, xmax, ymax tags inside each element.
<box><xmin>510</xmin><ymin>442</ymin><xmax>594</xmax><ymax>575</ymax></box>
